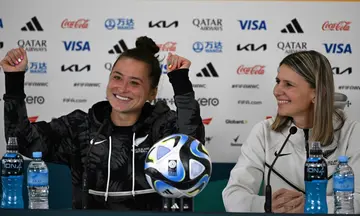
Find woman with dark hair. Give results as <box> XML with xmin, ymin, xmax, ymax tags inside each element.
<box><xmin>222</xmin><ymin>50</ymin><xmax>360</xmax><ymax>213</ymax></box>
<box><xmin>1</xmin><ymin>36</ymin><xmax>205</xmax><ymax>210</ymax></box>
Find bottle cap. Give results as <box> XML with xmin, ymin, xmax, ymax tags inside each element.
<box><xmin>6</xmin><ymin>137</ymin><xmax>19</xmax><ymax>151</ymax></box>
<box><xmin>309</xmin><ymin>141</ymin><xmax>323</xmax><ymax>155</ymax></box>
<box><xmin>32</xmin><ymin>151</ymin><xmax>42</xmax><ymax>158</ymax></box>
<box><xmin>338</xmin><ymin>155</ymin><xmax>348</xmax><ymax>163</ymax></box>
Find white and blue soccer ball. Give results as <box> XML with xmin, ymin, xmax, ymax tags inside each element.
<box><xmin>144</xmin><ymin>134</ymin><xmax>212</xmax><ymax>198</ymax></box>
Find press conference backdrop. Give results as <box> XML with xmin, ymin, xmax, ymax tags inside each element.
<box><xmin>0</xmin><ymin>0</ymin><xmax>359</xmax><ymax>163</ymax></box>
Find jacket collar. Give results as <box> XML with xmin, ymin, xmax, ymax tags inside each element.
<box><xmin>280</xmin><ymin>114</ymin><xmax>344</xmax><ymax>157</ymax></box>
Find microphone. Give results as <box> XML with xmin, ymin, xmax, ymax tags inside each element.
<box><xmin>82</xmin><ymin>119</ymin><xmax>108</xmax><ymax>209</ymax></box>
<box><xmin>264</xmin><ymin>126</ymin><xmax>297</xmax><ymax>213</ymax></box>
<box><xmin>303</xmin><ymin>129</ymin><xmax>309</xmax><ymax>159</ymax></box>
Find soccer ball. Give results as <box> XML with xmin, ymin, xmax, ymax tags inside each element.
<box><xmin>144</xmin><ymin>134</ymin><xmax>212</xmax><ymax>198</ymax></box>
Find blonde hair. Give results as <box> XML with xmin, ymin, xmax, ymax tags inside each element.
<box><xmin>271</xmin><ymin>50</ymin><xmax>344</xmax><ymax>146</ymax></box>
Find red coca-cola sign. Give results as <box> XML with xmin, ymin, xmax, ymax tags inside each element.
<box><xmin>237</xmin><ymin>65</ymin><xmax>265</xmax><ymax>75</ymax></box>
<box><xmin>157</xmin><ymin>42</ymin><xmax>177</xmax><ymax>52</ymax></box>
<box><xmin>61</xmin><ymin>19</ymin><xmax>89</xmax><ymax>29</ymax></box>
<box><xmin>322</xmin><ymin>21</ymin><xmax>351</xmax><ymax>31</ymax></box>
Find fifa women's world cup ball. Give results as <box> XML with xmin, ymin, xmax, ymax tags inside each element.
<box><xmin>144</xmin><ymin>134</ymin><xmax>212</xmax><ymax>198</ymax></box>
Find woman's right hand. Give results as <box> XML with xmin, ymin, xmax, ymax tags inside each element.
<box><xmin>0</xmin><ymin>47</ymin><xmax>28</xmax><ymax>72</ymax></box>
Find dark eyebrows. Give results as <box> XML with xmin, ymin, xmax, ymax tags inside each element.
<box><xmin>276</xmin><ymin>77</ymin><xmax>296</xmax><ymax>85</ymax></box>
<box><xmin>112</xmin><ymin>71</ymin><xmax>143</xmax><ymax>83</ymax></box>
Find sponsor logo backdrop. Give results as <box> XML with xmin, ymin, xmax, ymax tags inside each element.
<box><xmin>0</xmin><ymin>0</ymin><xmax>359</xmax><ymax>162</ymax></box>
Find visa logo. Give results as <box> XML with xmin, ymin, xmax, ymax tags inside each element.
<box><xmin>324</xmin><ymin>43</ymin><xmax>352</xmax><ymax>54</ymax></box>
<box><xmin>238</xmin><ymin>20</ymin><xmax>267</xmax><ymax>30</ymax></box>
<box><xmin>63</xmin><ymin>41</ymin><xmax>90</xmax><ymax>51</ymax></box>
<box><xmin>160</xmin><ymin>63</ymin><xmax>168</xmax><ymax>74</ymax></box>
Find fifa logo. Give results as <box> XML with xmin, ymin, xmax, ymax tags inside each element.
<box><xmin>168</xmin><ymin>160</ymin><xmax>177</xmax><ymax>176</ymax></box>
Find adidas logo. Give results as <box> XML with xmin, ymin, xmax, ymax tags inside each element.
<box><xmin>281</xmin><ymin>18</ymin><xmax>303</xmax><ymax>33</ymax></box>
<box><xmin>163</xmin><ymin>189</ymin><xmax>173</xmax><ymax>195</ymax></box>
<box><xmin>171</xmin><ymin>203</ymin><xmax>179</xmax><ymax>209</ymax></box>
<box><xmin>21</xmin><ymin>16</ymin><xmax>43</xmax><ymax>31</ymax></box>
<box><xmin>196</xmin><ymin>63</ymin><xmax>219</xmax><ymax>77</ymax></box>
<box><xmin>108</xmin><ymin>40</ymin><xmax>128</xmax><ymax>54</ymax></box>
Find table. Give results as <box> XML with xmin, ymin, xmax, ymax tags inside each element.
<box><xmin>0</xmin><ymin>209</ymin><xmax>332</xmax><ymax>216</ymax></box>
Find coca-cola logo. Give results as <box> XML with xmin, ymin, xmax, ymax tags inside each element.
<box><xmin>61</xmin><ymin>19</ymin><xmax>89</xmax><ymax>29</ymax></box>
<box><xmin>237</xmin><ymin>65</ymin><xmax>265</xmax><ymax>75</ymax></box>
<box><xmin>156</xmin><ymin>42</ymin><xmax>177</xmax><ymax>62</ymax></box>
<box><xmin>157</xmin><ymin>42</ymin><xmax>177</xmax><ymax>52</ymax></box>
<box><xmin>322</xmin><ymin>21</ymin><xmax>351</xmax><ymax>31</ymax></box>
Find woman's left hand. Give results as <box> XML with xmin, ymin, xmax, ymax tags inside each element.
<box><xmin>166</xmin><ymin>52</ymin><xmax>191</xmax><ymax>72</ymax></box>
<box><xmin>272</xmin><ymin>188</ymin><xmax>304</xmax><ymax>213</ymax></box>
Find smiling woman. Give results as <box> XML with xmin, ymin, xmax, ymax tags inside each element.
<box><xmin>1</xmin><ymin>36</ymin><xmax>205</xmax><ymax>210</ymax></box>
<box><xmin>107</xmin><ymin>57</ymin><xmax>157</xmax><ymax>124</ymax></box>
<box><xmin>222</xmin><ymin>50</ymin><xmax>360</xmax><ymax>214</ymax></box>
<box><xmin>272</xmin><ymin>51</ymin><xmax>337</xmax><ymax>146</ymax></box>
<box><xmin>106</xmin><ymin>38</ymin><xmax>161</xmax><ymax>126</ymax></box>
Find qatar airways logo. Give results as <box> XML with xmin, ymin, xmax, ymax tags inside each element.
<box><xmin>322</xmin><ymin>21</ymin><xmax>351</xmax><ymax>31</ymax></box>
<box><xmin>237</xmin><ymin>65</ymin><xmax>265</xmax><ymax>75</ymax></box>
<box><xmin>61</xmin><ymin>19</ymin><xmax>89</xmax><ymax>29</ymax></box>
